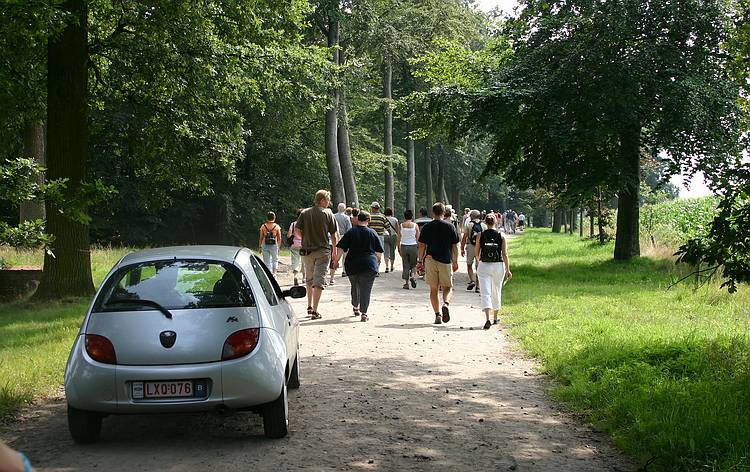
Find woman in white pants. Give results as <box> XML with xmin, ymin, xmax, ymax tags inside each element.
<box><xmin>475</xmin><ymin>213</ymin><xmax>512</xmax><ymax>329</ymax></box>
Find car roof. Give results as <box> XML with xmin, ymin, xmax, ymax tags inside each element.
<box><xmin>119</xmin><ymin>245</ymin><xmax>246</xmax><ymax>266</ymax></box>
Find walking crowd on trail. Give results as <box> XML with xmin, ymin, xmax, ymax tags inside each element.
<box><xmin>271</xmin><ymin>189</ymin><xmax>518</xmax><ymax>330</ymax></box>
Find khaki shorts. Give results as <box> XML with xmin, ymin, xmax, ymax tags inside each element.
<box><xmin>465</xmin><ymin>243</ymin><xmax>477</xmax><ymax>266</ymax></box>
<box><xmin>425</xmin><ymin>258</ymin><xmax>453</xmax><ymax>288</ymax></box>
<box><xmin>303</xmin><ymin>248</ymin><xmax>331</xmax><ymax>288</ymax></box>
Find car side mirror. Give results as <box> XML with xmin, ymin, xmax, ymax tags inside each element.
<box><xmin>282</xmin><ymin>285</ymin><xmax>306</xmax><ymax>299</ymax></box>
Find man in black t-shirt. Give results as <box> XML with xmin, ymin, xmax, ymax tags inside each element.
<box><xmin>417</xmin><ymin>202</ymin><xmax>460</xmax><ymax>325</ymax></box>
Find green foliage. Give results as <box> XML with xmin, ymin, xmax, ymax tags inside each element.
<box><xmin>641</xmin><ymin>197</ymin><xmax>719</xmax><ymax>249</ymax></box>
<box><xmin>505</xmin><ymin>229</ymin><xmax>750</xmax><ymax>471</ymax></box>
<box><xmin>410</xmin><ymin>37</ymin><xmax>513</xmax><ymax>91</ymax></box>
<box><xmin>407</xmin><ymin>0</ymin><xmax>742</xmax><ymax>242</ymax></box>
<box><xmin>0</xmin><ymin>158</ymin><xmax>55</xmax><ymax>249</ymax></box>
<box><xmin>676</xmin><ymin>166</ymin><xmax>750</xmax><ymax>293</ymax></box>
<box><xmin>87</xmin><ymin>0</ymin><xmax>330</xmax><ymax>204</ymax></box>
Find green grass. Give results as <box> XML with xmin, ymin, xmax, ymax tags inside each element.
<box><xmin>0</xmin><ymin>246</ymin><xmax>130</xmax><ymax>420</ymax></box>
<box><xmin>503</xmin><ymin>229</ymin><xmax>750</xmax><ymax>472</ymax></box>
<box><xmin>0</xmin><ymin>299</ymin><xmax>89</xmax><ymax>420</ymax></box>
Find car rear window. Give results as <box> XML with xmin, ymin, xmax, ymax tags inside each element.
<box><xmin>94</xmin><ymin>260</ymin><xmax>255</xmax><ymax>311</ymax></box>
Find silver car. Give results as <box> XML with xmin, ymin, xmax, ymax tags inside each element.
<box><xmin>64</xmin><ymin>246</ymin><xmax>304</xmax><ymax>442</ymax></box>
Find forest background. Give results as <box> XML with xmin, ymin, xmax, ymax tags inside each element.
<box><xmin>0</xmin><ymin>0</ymin><xmax>748</xmax><ymax>296</ymax></box>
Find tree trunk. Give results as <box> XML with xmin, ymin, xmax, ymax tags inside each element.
<box><xmin>552</xmin><ymin>209</ymin><xmax>562</xmax><ymax>233</ymax></box>
<box><xmin>579</xmin><ymin>208</ymin><xmax>583</xmax><ymax>238</ymax></box>
<box><xmin>450</xmin><ymin>181</ymin><xmax>460</xmax><ymax>213</ymax></box>
<box><xmin>590</xmin><ymin>210</ymin><xmax>595</xmax><ymax>239</ymax></box>
<box><xmin>406</xmin><ymin>138</ymin><xmax>415</xmax><ymax>213</ymax></box>
<box><xmin>324</xmin><ymin>15</ymin><xmax>345</xmax><ymax>205</ymax></box>
<box><xmin>383</xmin><ymin>59</ymin><xmax>394</xmax><ymax>209</ymax></box>
<box><xmin>437</xmin><ymin>149</ymin><xmax>448</xmax><ymax>203</ymax></box>
<box><xmin>597</xmin><ymin>188</ymin><xmax>605</xmax><ymax>244</ymax></box>
<box><xmin>570</xmin><ymin>208</ymin><xmax>576</xmax><ymax>234</ymax></box>
<box><xmin>614</xmin><ymin>124</ymin><xmax>641</xmax><ymax>260</ymax></box>
<box><xmin>19</xmin><ymin>121</ymin><xmax>46</xmax><ymax>223</ymax></box>
<box><xmin>35</xmin><ymin>0</ymin><xmax>94</xmax><ymax>298</ymax></box>
<box><xmin>337</xmin><ymin>87</ymin><xmax>358</xmax><ymax>207</ymax></box>
<box><xmin>424</xmin><ymin>142</ymin><xmax>433</xmax><ymax>208</ymax></box>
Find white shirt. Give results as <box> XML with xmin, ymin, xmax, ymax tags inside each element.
<box><xmin>400</xmin><ymin>225</ymin><xmax>418</xmax><ymax>246</ymax></box>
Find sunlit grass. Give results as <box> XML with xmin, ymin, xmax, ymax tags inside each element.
<box><xmin>0</xmin><ymin>299</ymin><xmax>88</xmax><ymax>420</ymax></box>
<box><xmin>503</xmin><ymin>229</ymin><xmax>750</xmax><ymax>472</ymax></box>
<box><xmin>0</xmin><ymin>247</ymin><xmax>130</xmax><ymax>419</ymax></box>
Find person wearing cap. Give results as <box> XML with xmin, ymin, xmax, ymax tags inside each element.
<box><xmin>367</xmin><ymin>201</ymin><xmax>388</xmax><ymax>273</ymax></box>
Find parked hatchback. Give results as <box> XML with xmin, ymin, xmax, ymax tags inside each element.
<box><xmin>64</xmin><ymin>246</ymin><xmax>304</xmax><ymax>443</ymax></box>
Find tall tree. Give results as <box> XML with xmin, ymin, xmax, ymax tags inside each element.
<box><xmin>337</xmin><ymin>45</ymin><xmax>359</xmax><ymax>207</ymax></box>
<box><xmin>383</xmin><ymin>59</ymin><xmax>394</xmax><ymax>208</ymax></box>
<box><xmin>36</xmin><ymin>0</ymin><xmax>94</xmax><ymax>297</ymax></box>
<box><xmin>318</xmin><ymin>5</ymin><xmax>346</xmax><ymax>204</ymax></box>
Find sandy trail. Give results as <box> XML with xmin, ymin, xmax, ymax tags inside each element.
<box><xmin>1</xmin><ymin>239</ymin><xmax>634</xmax><ymax>471</ymax></box>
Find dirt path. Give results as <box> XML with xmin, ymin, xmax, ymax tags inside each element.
<box><xmin>2</xmin><ymin>239</ymin><xmax>634</xmax><ymax>471</ymax></box>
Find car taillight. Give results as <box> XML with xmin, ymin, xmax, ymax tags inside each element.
<box><xmin>222</xmin><ymin>328</ymin><xmax>260</xmax><ymax>360</ymax></box>
<box><xmin>85</xmin><ymin>334</ymin><xmax>117</xmax><ymax>364</ymax></box>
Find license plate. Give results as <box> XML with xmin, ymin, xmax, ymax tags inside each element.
<box><xmin>131</xmin><ymin>380</ymin><xmax>207</xmax><ymax>399</ymax></box>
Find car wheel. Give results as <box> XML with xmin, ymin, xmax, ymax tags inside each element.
<box><xmin>262</xmin><ymin>383</ymin><xmax>288</xmax><ymax>439</ymax></box>
<box><xmin>287</xmin><ymin>355</ymin><xmax>300</xmax><ymax>389</ymax></box>
<box><xmin>67</xmin><ymin>405</ymin><xmax>102</xmax><ymax>444</ymax></box>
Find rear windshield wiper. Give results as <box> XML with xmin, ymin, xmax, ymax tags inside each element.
<box><xmin>104</xmin><ymin>298</ymin><xmax>174</xmax><ymax>319</ymax></box>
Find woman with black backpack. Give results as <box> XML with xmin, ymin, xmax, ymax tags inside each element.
<box><xmin>259</xmin><ymin>211</ymin><xmax>282</xmax><ymax>275</ymax></box>
<box><xmin>475</xmin><ymin>213</ymin><xmax>512</xmax><ymax>330</ymax></box>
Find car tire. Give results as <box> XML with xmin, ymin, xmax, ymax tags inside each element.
<box><xmin>287</xmin><ymin>355</ymin><xmax>300</xmax><ymax>389</ymax></box>
<box><xmin>68</xmin><ymin>405</ymin><xmax>102</xmax><ymax>444</ymax></box>
<box><xmin>262</xmin><ymin>383</ymin><xmax>289</xmax><ymax>439</ymax></box>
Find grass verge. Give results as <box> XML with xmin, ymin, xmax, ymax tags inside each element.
<box><xmin>504</xmin><ymin>229</ymin><xmax>749</xmax><ymax>472</ymax></box>
<box><xmin>0</xmin><ymin>247</ymin><xmax>130</xmax><ymax>420</ymax></box>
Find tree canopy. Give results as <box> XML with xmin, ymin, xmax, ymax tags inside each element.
<box><xmin>407</xmin><ymin>0</ymin><xmax>743</xmax><ymax>260</ymax></box>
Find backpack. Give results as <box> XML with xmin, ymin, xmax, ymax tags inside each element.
<box><xmin>264</xmin><ymin>224</ymin><xmax>277</xmax><ymax>245</ymax></box>
<box><xmin>481</xmin><ymin>230</ymin><xmax>502</xmax><ymax>263</ymax></box>
<box><xmin>469</xmin><ymin>221</ymin><xmax>483</xmax><ymax>245</ymax></box>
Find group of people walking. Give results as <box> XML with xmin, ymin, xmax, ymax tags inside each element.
<box><xmin>262</xmin><ymin>189</ymin><xmax>512</xmax><ymax>329</ymax></box>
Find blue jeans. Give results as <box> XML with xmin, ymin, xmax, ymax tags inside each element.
<box><xmin>261</xmin><ymin>244</ymin><xmax>279</xmax><ymax>272</ymax></box>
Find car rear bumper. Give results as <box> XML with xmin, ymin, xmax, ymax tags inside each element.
<box><xmin>65</xmin><ymin>329</ymin><xmax>286</xmax><ymax>414</ymax></box>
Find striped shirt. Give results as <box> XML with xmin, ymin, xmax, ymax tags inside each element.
<box><xmin>369</xmin><ymin>213</ymin><xmax>388</xmax><ymax>235</ymax></box>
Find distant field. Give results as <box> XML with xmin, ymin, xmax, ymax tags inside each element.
<box><xmin>503</xmin><ymin>229</ymin><xmax>749</xmax><ymax>472</ymax></box>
